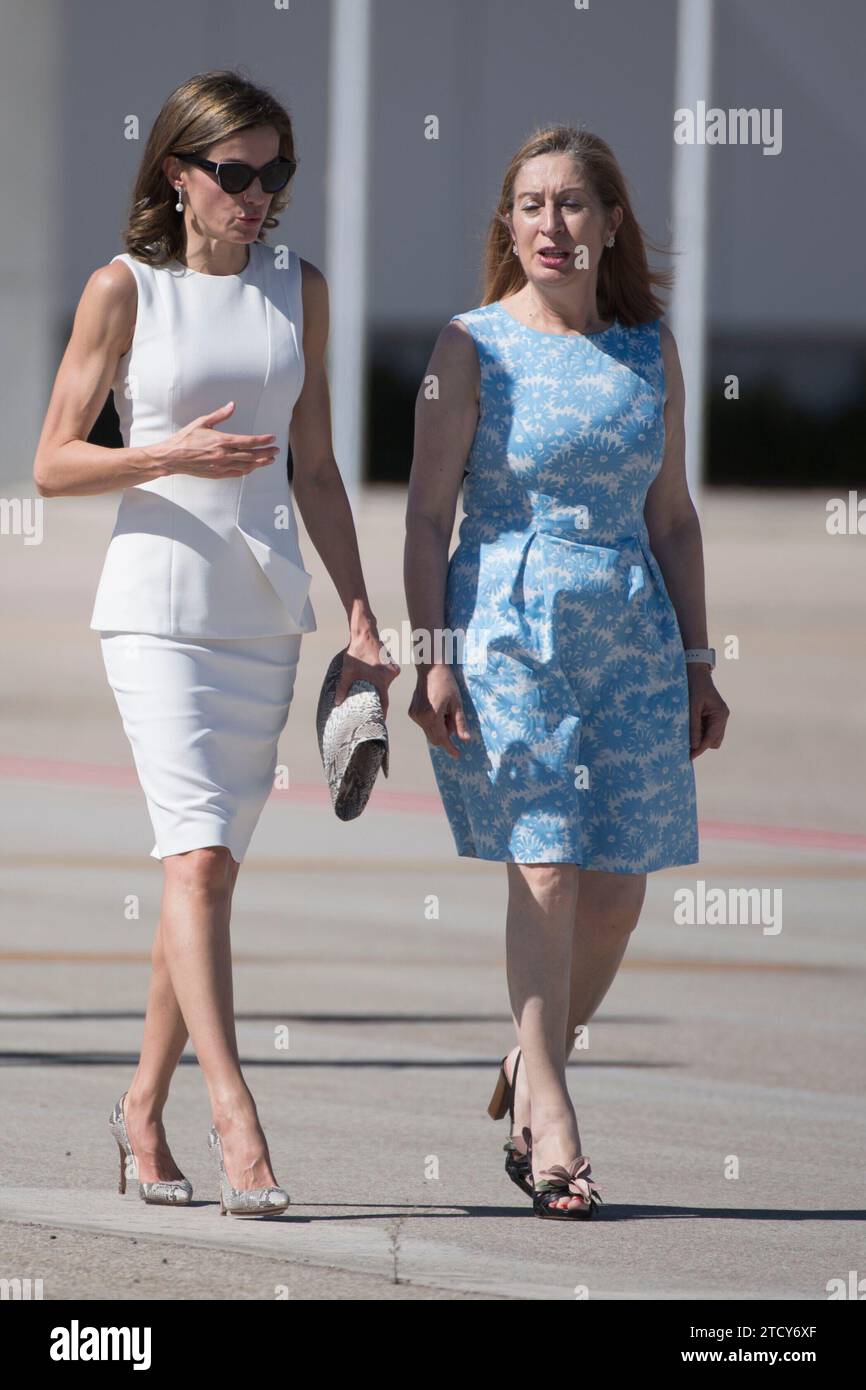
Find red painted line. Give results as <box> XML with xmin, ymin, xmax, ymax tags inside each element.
<box><xmin>0</xmin><ymin>753</ymin><xmax>863</xmax><ymax>853</ymax></box>
<box><xmin>0</xmin><ymin>755</ymin><xmax>140</xmax><ymax>788</ymax></box>
<box><xmin>697</xmin><ymin>820</ymin><xmax>866</xmax><ymax>853</ymax></box>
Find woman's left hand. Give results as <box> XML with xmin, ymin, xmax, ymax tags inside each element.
<box><xmin>687</xmin><ymin>667</ymin><xmax>730</xmax><ymax>759</ymax></box>
<box><xmin>334</xmin><ymin>632</ymin><xmax>401</xmax><ymax>716</ymax></box>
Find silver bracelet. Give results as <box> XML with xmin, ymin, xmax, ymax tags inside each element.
<box><xmin>683</xmin><ymin>647</ymin><xmax>715</xmax><ymax>670</ymax></box>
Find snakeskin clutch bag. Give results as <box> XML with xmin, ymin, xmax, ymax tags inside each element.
<box><xmin>315</xmin><ymin>649</ymin><xmax>390</xmax><ymax>820</ymax></box>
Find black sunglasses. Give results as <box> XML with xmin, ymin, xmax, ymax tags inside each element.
<box><xmin>174</xmin><ymin>153</ymin><xmax>296</xmax><ymax>195</ymax></box>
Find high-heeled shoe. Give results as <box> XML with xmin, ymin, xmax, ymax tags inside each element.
<box><xmin>108</xmin><ymin>1092</ymin><xmax>192</xmax><ymax>1205</ymax></box>
<box><xmin>532</xmin><ymin>1155</ymin><xmax>604</xmax><ymax>1220</ymax></box>
<box><xmin>207</xmin><ymin>1126</ymin><xmax>290</xmax><ymax>1217</ymax></box>
<box><xmin>487</xmin><ymin>1047</ymin><xmax>533</xmax><ymax>1196</ymax></box>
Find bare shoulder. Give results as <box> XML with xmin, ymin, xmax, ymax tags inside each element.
<box><xmin>657</xmin><ymin>318</ymin><xmax>683</xmax><ymax>405</ymax></box>
<box><xmin>657</xmin><ymin>318</ymin><xmax>679</xmax><ymax>354</ymax></box>
<box><xmin>298</xmin><ymin>256</ymin><xmax>327</xmax><ymax>309</ymax></box>
<box><xmin>78</xmin><ymin>259</ymin><xmax>137</xmax><ymax>353</ymax></box>
<box><xmin>296</xmin><ymin>256</ymin><xmax>329</xmax><ymax>352</ymax></box>
<box><xmin>298</xmin><ymin>255</ymin><xmax>325</xmax><ymax>285</ymax></box>
<box><xmin>84</xmin><ymin>257</ymin><xmax>137</xmax><ymax>305</ymax></box>
<box><xmin>431</xmin><ymin>318</ymin><xmax>480</xmax><ymax>371</ymax></box>
<box><xmin>422</xmin><ymin>318</ymin><xmax>480</xmax><ymax>404</ymax></box>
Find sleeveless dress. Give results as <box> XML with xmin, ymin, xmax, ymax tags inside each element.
<box><xmin>427</xmin><ymin>301</ymin><xmax>700</xmax><ymax>872</ymax></box>
<box><xmin>92</xmin><ymin>240</ymin><xmax>315</xmax><ymax>864</ymax></box>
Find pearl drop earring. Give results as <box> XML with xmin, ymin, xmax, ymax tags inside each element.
<box><xmin>512</xmin><ymin>243</ymin><xmax>518</xmax><ymax>255</ymax></box>
<box><xmin>606</xmin><ymin>236</ymin><xmax>615</xmax><ymax>247</ymax></box>
<box><xmin>175</xmin><ymin>184</ymin><xmax>184</xmax><ymax>213</ymax></box>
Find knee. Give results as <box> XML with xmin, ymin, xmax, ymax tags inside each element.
<box><xmin>514</xmin><ymin>863</ymin><xmax>580</xmax><ymax>913</ymax></box>
<box><xmin>580</xmin><ymin>886</ymin><xmax>646</xmax><ymax>937</ymax></box>
<box><xmin>165</xmin><ymin>845</ymin><xmax>236</xmax><ymax>897</ymax></box>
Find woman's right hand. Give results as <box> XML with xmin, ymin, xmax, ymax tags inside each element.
<box><xmin>153</xmin><ymin>401</ymin><xmax>280</xmax><ymax>478</ymax></box>
<box><xmin>408</xmin><ymin>663</ymin><xmax>471</xmax><ymax>759</ymax></box>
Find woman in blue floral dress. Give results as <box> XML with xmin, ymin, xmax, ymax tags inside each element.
<box><xmin>405</xmin><ymin>126</ymin><xmax>729</xmax><ymax>1218</ymax></box>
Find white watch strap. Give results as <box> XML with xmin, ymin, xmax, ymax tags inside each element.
<box><xmin>683</xmin><ymin>647</ymin><xmax>716</xmax><ymax>669</ymax></box>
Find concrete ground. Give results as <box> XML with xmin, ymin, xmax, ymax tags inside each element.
<box><xmin>0</xmin><ymin>485</ymin><xmax>863</xmax><ymax>1300</ymax></box>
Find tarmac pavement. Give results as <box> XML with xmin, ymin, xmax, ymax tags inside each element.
<box><xmin>0</xmin><ymin>485</ymin><xmax>863</xmax><ymax>1300</ymax></box>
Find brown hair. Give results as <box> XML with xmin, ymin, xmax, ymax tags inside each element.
<box><xmin>121</xmin><ymin>69</ymin><xmax>298</xmax><ymax>266</ymax></box>
<box><xmin>479</xmin><ymin>124</ymin><xmax>675</xmax><ymax>326</ymax></box>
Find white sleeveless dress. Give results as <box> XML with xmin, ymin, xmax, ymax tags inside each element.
<box><xmin>93</xmin><ymin>240</ymin><xmax>316</xmax><ymax>863</ymax></box>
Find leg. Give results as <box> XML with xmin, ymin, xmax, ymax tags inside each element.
<box><xmin>123</xmin><ymin>857</ymin><xmax>244</xmax><ymax>1182</ymax></box>
<box><xmin>121</xmin><ymin>916</ymin><xmax>191</xmax><ymax>1183</ymax></box>
<box><xmin>564</xmin><ymin>868</ymin><xmax>647</xmax><ymax>1054</ymax></box>
<box><xmin>505</xmin><ymin>862</ymin><xmax>586</xmax><ymax>1210</ymax></box>
<box><xmin>154</xmin><ymin>845</ymin><xmax>281</xmax><ymax>1191</ymax></box>
<box><xmin>505</xmin><ymin>865</ymin><xmax>647</xmax><ymax>1209</ymax></box>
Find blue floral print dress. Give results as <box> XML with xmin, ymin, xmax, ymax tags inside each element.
<box><xmin>427</xmin><ymin>301</ymin><xmax>700</xmax><ymax>871</ymax></box>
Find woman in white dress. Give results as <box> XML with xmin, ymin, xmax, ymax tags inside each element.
<box><xmin>33</xmin><ymin>71</ymin><xmax>398</xmax><ymax>1216</ymax></box>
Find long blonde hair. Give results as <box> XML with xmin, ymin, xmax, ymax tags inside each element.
<box><xmin>121</xmin><ymin>69</ymin><xmax>299</xmax><ymax>266</ymax></box>
<box><xmin>479</xmin><ymin>124</ymin><xmax>674</xmax><ymax>326</ymax></box>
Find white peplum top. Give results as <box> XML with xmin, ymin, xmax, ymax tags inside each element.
<box><xmin>89</xmin><ymin>239</ymin><xmax>317</xmax><ymax>637</ymax></box>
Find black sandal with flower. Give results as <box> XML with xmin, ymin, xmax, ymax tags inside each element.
<box><xmin>487</xmin><ymin>1047</ymin><xmax>534</xmax><ymax>1197</ymax></box>
<box><xmin>532</xmin><ymin>1155</ymin><xmax>604</xmax><ymax>1220</ymax></box>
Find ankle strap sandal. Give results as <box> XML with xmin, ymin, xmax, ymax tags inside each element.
<box><xmin>532</xmin><ymin>1155</ymin><xmax>604</xmax><ymax>1220</ymax></box>
<box><xmin>503</xmin><ymin>1124</ymin><xmax>534</xmax><ymax>1197</ymax></box>
<box><xmin>487</xmin><ymin>1048</ymin><xmax>534</xmax><ymax>1196</ymax></box>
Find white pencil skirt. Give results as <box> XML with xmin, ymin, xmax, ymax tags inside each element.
<box><xmin>99</xmin><ymin>630</ymin><xmax>303</xmax><ymax>863</ymax></box>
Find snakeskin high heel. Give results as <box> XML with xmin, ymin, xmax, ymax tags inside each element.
<box><xmin>109</xmin><ymin>1092</ymin><xmax>192</xmax><ymax>1205</ymax></box>
<box><xmin>532</xmin><ymin>1155</ymin><xmax>604</xmax><ymax>1220</ymax></box>
<box><xmin>207</xmin><ymin>1126</ymin><xmax>290</xmax><ymax>1217</ymax></box>
<box><xmin>487</xmin><ymin>1047</ymin><xmax>533</xmax><ymax>1196</ymax></box>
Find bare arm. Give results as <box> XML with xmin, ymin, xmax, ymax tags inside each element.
<box><xmin>289</xmin><ymin>259</ymin><xmax>375</xmax><ymax>633</ymax></box>
<box><xmin>405</xmin><ymin>320</ymin><xmax>479</xmax><ymax>652</ymax></box>
<box><xmin>33</xmin><ymin>261</ymin><xmax>165</xmax><ymax>496</ymax></box>
<box><xmin>404</xmin><ymin>320</ymin><xmax>480</xmax><ymax>754</ymax></box>
<box><xmin>33</xmin><ymin>261</ymin><xmax>280</xmax><ymax>498</ymax></box>
<box><xmin>642</xmin><ymin>320</ymin><xmax>710</xmax><ymax>648</ymax></box>
<box><xmin>289</xmin><ymin>259</ymin><xmax>399</xmax><ymax>709</ymax></box>
<box><xmin>644</xmin><ymin>320</ymin><xmax>729</xmax><ymax>756</ymax></box>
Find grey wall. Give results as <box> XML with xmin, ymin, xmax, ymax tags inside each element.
<box><xmin>711</xmin><ymin>0</ymin><xmax>864</xmax><ymax>330</ymax></box>
<box><xmin>1</xmin><ymin>0</ymin><xmax>863</xmax><ymax>486</ymax></box>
